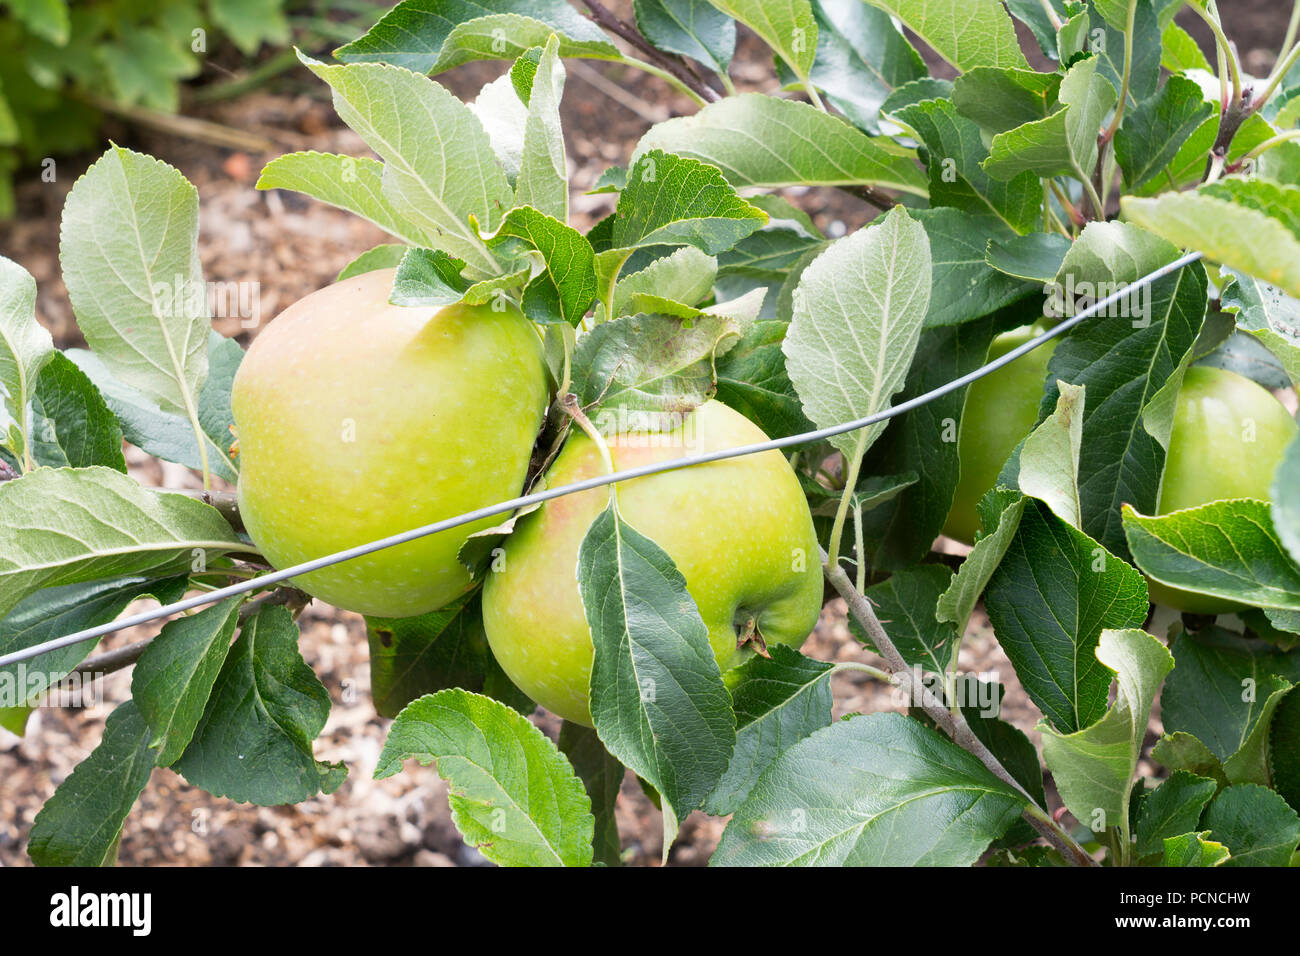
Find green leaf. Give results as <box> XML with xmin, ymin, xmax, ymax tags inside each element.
<box><xmin>612</xmin><ymin>150</ymin><xmax>767</xmax><ymax>254</ymax></box>
<box><xmin>1122</xmin><ymin>185</ymin><xmax>1300</xmax><ymax>300</ymax></box>
<box><xmin>1042</xmin><ymin>222</ymin><xmax>1207</xmax><ymax>557</ymax></box>
<box><xmin>936</xmin><ymin>494</ymin><xmax>1028</xmax><ymax>634</ymax></box>
<box><xmin>578</xmin><ymin>505</ymin><xmax>736</xmax><ymax>853</ymax></box>
<box><xmin>1160</xmin><ymin>21</ymin><xmax>1210</xmax><ymax>73</ymax></box>
<box><xmin>0</xmin><ymin>467</ymin><xmax>240</xmax><ymax>620</ymax></box>
<box><xmin>1160</xmin><ymin>626</ymin><xmax>1300</xmax><ymax>763</ymax></box>
<box><xmin>131</xmin><ymin>597</ymin><xmax>242</xmax><ymax>767</ymax></box>
<box><xmin>8</xmin><ymin>0</ymin><xmax>70</xmax><ymax>45</ymax></box>
<box><xmin>1152</xmin><ymin>731</ymin><xmax>1229</xmax><ymax>787</ymax></box>
<box><xmin>985</xmin><ymin>499</ymin><xmax>1151</xmax><ymax>732</ymax></box>
<box><xmin>97</xmin><ymin>29</ymin><xmax>198</xmax><ymax>111</ymax></box>
<box><xmin>67</xmin><ymin>331</ymin><xmax>241</xmax><ymax>484</ymax></box>
<box><xmin>611</xmin><ymin>246</ymin><xmax>717</xmax><ymax>319</ymax></box>
<box><xmin>27</xmin><ymin>700</ymin><xmax>155</xmax><ymax>866</ymax></box>
<box><xmin>375</xmin><ymin>689</ymin><xmax>594</xmax><ymax>866</ymax></box>
<box><xmin>912</xmin><ymin>208</ymin><xmax>1036</xmax><ymax>327</ymax></box>
<box><xmin>1040</xmin><ymin>628</ymin><xmax>1174</xmax><ymax>831</ymax></box>
<box><xmin>1162</xmin><ymin>831</ymin><xmax>1230</xmax><ymax>866</ymax></box>
<box><xmin>1004</xmin><ymin>0</ymin><xmax>1069</xmax><ymax>60</ymax></box>
<box><xmin>635</xmin><ymin>93</ymin><xmax>928</xmax><ymax>195</ymax></box>
<box><xmin>786</xmin><ymin>0</ymin><xmax>926</xmax><ymax>134</ymax></box>
<box><xmin>986</xmin><ymin>232</ymin><xmax>1072</xmax><ymax>283</ymax></box>
<box><xmin>784</xmin><ymin>206</ymin><xmax>931</xmax><ymax>461</ymax></box>
<box><xmin>515</xmin><ymin>36</ymin><xmax>567</xmax><ymax>223</ymax></box>
<box><xmin>256</xmin><ymin>151</ymin><xmax>434</xmax><ymax>247</ymax></box>
<box><xmin>1203</xmin><ymin>783</ymin><xmax>1300</xmax><ymax>867</ymax></box>
<box><xmin>983</xmin><ymin>56</ymin><xmax>1117</xmax><ymax>183</ymax></box>
<box><xmin>300</xmin><ymin>54</ymin><xmax>511</xmax><ymax>277</ymax></box>
<box><xmin>1135</xmin><ymin>771</ymin><xmax>1219</xmax><ymax>859</ymax></box>
<box><xmin>708</xmin><ymin>0</ymin><xmax>816</xmax><ymax>82</ymax></box>
<box><xmin>488</xmin><ymin>205</ymin><xmax>597</xmax><ymax>325</ymax></box>
<box><xmin>1086</xmin><ymin>0</ymin><xmax>1160</xmax><ymax>110</ymax></box>
<box><xmin>0</xmin><ymin>255</ymin><xmax>54</xmax><ymax>469</ymax></box>
<box><xmin>1275</xmin><ymin>434</ymin><xmax>1300</xmax><ymax>570</ymax></box>
<box><xmin>712</xmin><ymin>712</ymin><xmax>1025</xmax><ymax>866</ymax></box>
<box><xmin>702</xmin><ymin>646</ymin><xmax>834</xmax><ymax>817</ymax></box>
<box><xmin>1223</xmin><ymin>679</ymin><xmax>1294</xmax><ymax>787</ymax></box>
<box><xmin>558</xmin><ymin>721</ymin><xmax>624</xmax><ymax>866</ymax></box>
<box><xmin>1017</xmin><ymin>381</ymin><xmax>1085</xmax><ymax>528</ymax></box>
<box><xmin>1124</xmin><ymin>500</ymin><xmax>1300</xmax><ymax>612</ymax></box>
<box><xmin>1114</xmin><ymin>76</ymin><xmax>1214</xmax><ymax>191</ymax></box>
<box><xmin>1221</xmin><ymin>270</ymin><xmax>1300</xmax><ymax>390</ymax></box>
<box><xmin>860</xmin><ymin>0</ymin><xmax>1027</xmax><ymax>72</ymax></box>
<box><xmin>366</xmin><ymin>592</ymin><xmax>531</xmax><ymax>720</ymax></box>
<box><xmin>334</xmin><ymin>0</ymin><xmax>619</xmax><ymax>74</ymax></box>
<box><xmin>951</xmin><ymin>67</ymin><xmax>1062</xmax><ymax>135</ymax></box>
<box><xmin>635</xmin><ymin>0</ymin><xmax>736</xmax><ymax>74</ymax></box>
<box><xmin>59</xmin><ymin>146</ymin><xmax>208</xmax><ymax>418</ymax></box>
<box><xmin>20</xmin><ymin>352</ymin><xmax>125</xmax><ymax>471</ymax></box>
<box><xmin>714</xmin><ymin>320</ymin><xmax>815</xmax><ymax>440</ymax></box>
<box><xmin>0</xmin><ymin>574</ymin><xmax>187</xmax><ymax>708</ymax></box>
<box><xmin>337</xmin><ymin>244</ymin><xmax>409</xmax><ymax>281</ymax></box>
<box><xmin>174</xmin><ymin>605</ymin><xmax>346</xmax><ymax>805</ymax></box>
<box><xmin>894</xmin><ymin>97</ymin><xmax>1041</xmax><ymax>235</ymax></box>
<box><xmin>1271</xmin><ymin>687</ymin><xmax>1300</xmax><ymax>812</ymax></box>
<box><xmin>208</xmin><ymin>0</ymin><xmax>290</xmax><ymax>55</ymax></box>
<box><xmin>854</xmin><ymin>564</ymin><xmax>958</xmax><ymax>673</ymax></box>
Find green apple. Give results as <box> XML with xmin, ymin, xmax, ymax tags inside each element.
<box><xmin>481</xmin><ymin>400</ymin><xmax>824</xmax><ymax>726</ymax></box>
<box><xmin>232</xmin><ymin>268</ymin><xmax>550</xmax><ymax>618</ymax></box>
<box><xmin>1150</xmin><ymin>365</ymin><xmax>1298</xmax><ymax>613</ymax></box>
<box><xmin>943</xmin><ymin>325</ymin><xmax>1057</xmax><ymax>543</ymax></box>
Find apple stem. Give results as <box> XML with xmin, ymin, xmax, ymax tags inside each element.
<box><xmin>561</xmin><ymin>393</ymin><xmax>619</xmax><ymax>508</ymax></box>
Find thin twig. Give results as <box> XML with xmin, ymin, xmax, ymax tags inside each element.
<box><xmin>841</xmin><ymin>184</ymin><xmax>901</xmax><ymax>210</ymax></box>
<box><xmin>823</xmin><ymin>556</ymin><xmax>1099</xmax><ymax>867</ymax></box>
<box><xmin>581</xmin><ymin>0</ymin><xmax>720</xmax><ymax>103</ymax></box>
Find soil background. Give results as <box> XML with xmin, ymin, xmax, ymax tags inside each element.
<box><xmin>0</xmin><ymin>1</ymin><xmax>1292</xmax><ymax>867</ymax></box>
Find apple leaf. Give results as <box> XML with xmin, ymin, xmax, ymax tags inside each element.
<box><xmin>558</xmin><ymin>721</ymin><xmax>624</xmax><ymax>867</ymax></box>
<box><xmin>713</xmin><ymin>712</ymin><xmax>1025</xmax><ymax>866</ymax></box>
<box><xmin>514</xmin><ymin>36</ymin><xmax>567</xmax><ymax>223</ymax></box>
<box><xmin>1223</xmin><ymin>679</ymin><xmax>1294</xmax><ymax>788</ymax></box>
<box><xmin>1161</xmin><ymin>20</ymin><xmax>1210</xmax><ymax>73</ymax></box>
<box><xmin>1004</xmin><ymin>0</ymin><xmax>1069</xmax><ymax>60</ymax></box>
<box><xmin>366</xmin><ymin>593</ymin><xmax>532</xmax><ymax>720</ymax></box>
<box><xmin>612</xmin><ymin>150</ymin><xmax>767</xmax><ymax>254</ymax></box>
<box><xmin>702</xmin><ymin>645</ymin><xmax>834</xmax><ymax>818</ymax></box>
<box><xmin>1271</xmin><ymin>689</ymin><xmax>1300</xmax><ymax>813</ymax></box>
<box><xmin>894</xmin><ymin>97</ymin><xmax>1041</xmax><ymax>235</ymax></box>
<box><xmin>951</xmin><ymin>67</ymin><xmax>1062</xmax><ymax>137</ymax></box>
<box><xmin>784</xmin><ymin>205</ymin><xmax>931</xmax><ymax>463</ymax></box>
<box><xmin>376</xmin><ymin>688</ymin><xmax>594</xmax><ymax>867</ymax></box>
<box><xmin>175</xmin><ymin>605</ymin><xmax>347</xmax><ymax>806</ymax></box>
<box><xmin>69</xmin><ymin>331</ymin><xmax>244</xmax><ymax>483</ymax></box>
<box><xmin>1203</xmin><ymin>783</ymin><xmax>1300</xmax><ymax>867</ymax></box>
<box><xmin>1274</xmin><ymin>435</ymin><xmax>1300</xmax><ymax>571</ymax></box>
<box><xmin>389</xmin><ymin>247</ymin><xmax>529</xmax><ymax>309</ymax></box>
<box><xmin>27</xmin><ymin>700</ymin><xmax>156</xmax><ymax>866</ymax></box>
<box><xmin>0</xmin><ymin>574</ymin><xmax>188</xmax><ymax>706</ymax></box>
<box><xmin>936</xmin><ymin>493</ymin><xmax>1028</xmax><ymax>635</ymax></box>
<box><xmin>300</xmin><ymin>53</ymin><xmax>511</xmax><ymax>277</ymax></box>
<box><xmin>635</xmin><ymin>93</ymin><xmax>928</xmax><ymax>195</ymax></box>
<box><xmin>7</xmin><ymin>0</ymin><xmax>69</xmax><ymax>45</ymax></box>
<box><xmin>1017</xmin><ymin>381</ymin><xmax>1085</xmax><ymax>529</ymax></box>
<box><xmin>985</xmin><ymin>232</ymin><xmax>1072</xmax><ymax>282</ymax></box>
<box><xmin>131</xmin><ymin>597</ymin><xmax>243</xmax><ymax>767</ymax></box>
<box><xmin>0</xmin><ymin>255</ymin><xmax>54</xmax><ymax>470</ymax></box>
<box><xmin>983</xmin><ymin>56</ymin><xmax>1117</xmax><ymax>183</ymax></box>
<box><xmin>1161</xmin><ymin>831</ymin><xmax>1230</xmax><ymax>867</ymax></box>
<box><xmin>0</xmin><ymin>467</ymin><xmax>241</xmax><ymax>620</ymax></box>
<box><xmin>1152</xmin><ymin>732</ymin><xmax>1229</xmax><ymax>788</ymax></box>
<box><xmin>1160</xmin><ymin>626</ymin><xmax>1300</xmax><ymax>764</ymax></box>
<box><xmin>256</xmin><ymin>151</ymin><xmax>435</xmax><ymax>247</ymax></box>
<box><xmin>912</xmin><ymin>208</ymin><xmax>1036</xmax><ymax>327</ymax></box>
<box><xmin>708</xmin><ymin>0</ymin><xmax>816</xmax><ymax>83</ymax></box>
<box><xmin>634</xmin><ymin>0</ymin><xmax>736</xmax><ymax>74</ymax></box>
<box><xmin>1087</xmin><ymin>0</ymin><xmax>1160</xmax><ymax>109</ymax></box>
<box><xmin>15</xmin><ymin>352</ymin><xmax>125</xmax><ymax>472</ymax></box>
<box><xmin>1114</xmin><ymin>75</ymin><xmax>1214</xmax><ymax>191</ymax></box>
<box><xmin>1123</xmin><ymin>500</ymin><xmax>1300</xmax><ymax>612</ymax></box>
<box><xmin>1040</xmin><ymin>628</ymin><xmax>1173</xmax><ymax>831</ymax></box>
<box><xmin>860</xmin><ymin>0</ymin><xmax>1027</xmax><ymax>72</ymax></box>
<box><xmin>611</xmin><ymin>246</ymin><xmax>717</xmax><ymax>320</ymax></box>
<box><xmin>1040</xmin><ymin>221</ymin><xmax>1207</xmax><ymax>558</ymax></box>
<box><xmin>337</xmin><ymin>244</ymin><xmax>409</xmax><ymax>281</ymax></box>
<box><xmin>1122</xmin><ymin>184</ymin><xmax>1300</xmax><ymax>299</ymax></box>
<box><xmin>488</xmin><ymin>205</ymin><xmax>597</xmax><ymax>326</ymax></box>
<box><xmin>334</xmin><ymin>0</ymin><xmax>620</xmax><ymax>74</ymax></box>
<box><xmin>781</xmin><ymin>0</ymin><xmax>926</xmax><ymax>134</ymax></box>
<box><xmin>59</xmin><ymin>146</ymin><xmax>208</xmax><ymax>419</ymax></box>
<box><xmin>985</xmin><ymin>499</ymin><xmax>1151</xmax><ymax>733</ymax></box>
<box><xmin>208</xmin><ymin>0</ymin><xmax>290</xmax><ymax>56</ymax></box>
<box><xmin>1220</xmin><ymin>269</ymin><xmax>1300</xmax><ymax>389</ymax></box>
<box><xmin>852</xmin><ymin>564</ymin><xmax>958</xmax><ymax>674</ymax></box>
<box><xmin>714</xmin><ymin>320</ymin><xmax>815</xmax><ymax>440</ymax></box>
<box><xmin>578</xmin><ymin>504</ymin><xmax>736</xmax><ymax>856</ymax></box>
<box><xmin>1135</xmin><ymin>771</ymin><xmax>1220</xmax><ymax>860</ymax></box>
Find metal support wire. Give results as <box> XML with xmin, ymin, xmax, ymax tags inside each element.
<box><xmin>0</xmin><ymin>251</ymin><xmax>1205</xmax><ymax>670</ymax></box>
